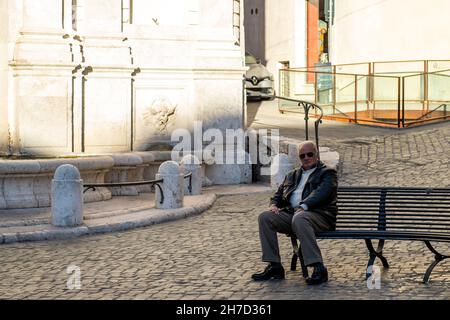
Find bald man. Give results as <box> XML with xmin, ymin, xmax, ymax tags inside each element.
<box><xmin>252</xmin><ymin>141</ymin><xmax>338</xmax><ymax>285</ymax></box>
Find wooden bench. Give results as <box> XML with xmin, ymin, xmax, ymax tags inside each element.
<box><xmin>290</xmin><ymin>187</ymin><xmax>450</xmax><ymax>283</ymax></box>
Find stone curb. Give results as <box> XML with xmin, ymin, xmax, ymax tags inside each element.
<box><xmin>85</xmin><ymin>194</ymin><xmax>217</xmax><ymax>235</ymax></box>
<box><xmin>0</xmin><ymin>189</ymin><xmax>240</xmax><ymax>244</ymax></box>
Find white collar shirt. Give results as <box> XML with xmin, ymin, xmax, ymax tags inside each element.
<box><xmin>289</xmin><ymin>167</ymin><xmax>316</xmax><ymax>209</ymax></box>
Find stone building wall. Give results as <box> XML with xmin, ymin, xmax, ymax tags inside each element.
<box><xmin>0</xmin><ymin>0</ymin><xmax>245</xmax><ymax>157</ymax></box>
<box><xmin>329</xmin><ymin>0</ymin><xmax>450</xmax><ymax>64</ymax></box>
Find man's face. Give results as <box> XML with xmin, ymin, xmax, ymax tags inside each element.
<box><xmin>299</xmin><ymin>144</ymin><xmax>318</xmax><ymax>170</ymax></box>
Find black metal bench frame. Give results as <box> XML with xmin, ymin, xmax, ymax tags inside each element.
<box><xmin>83</xmin><ymin>172</ymin><xmax>193</xmax><ymax>204</ymax></box>
<box><xmin>289</xmin><ymin>186</ymin><xmax>450</xmax><ymax>284</ymax></box>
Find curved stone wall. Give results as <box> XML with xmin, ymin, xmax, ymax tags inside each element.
<box><xmin>0</xmin><ymin>149</ymin><xmax>258</xmax><ymax>210</ymax></box>
<box><xmin>0</xmin><ymin>156</ymin><xmax>114</xmax><ymax>209</ymax></box>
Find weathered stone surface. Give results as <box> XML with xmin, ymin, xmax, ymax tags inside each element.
<box><xmin>205</xmin><ymin>150</ymin><xmax>252</xmax><ymax>185</ymax></box>
<box><xmin>105</xmin><ymin>154</ymin><xmax>144</xmax><ymax>196</ymax></box>
<box><xmin>51</xmin><ymin>165</ymin><xmax>83</xmax><ymax>227</ymax></box>
<box><xmin>0</xmin><ymin>192</ymin><xmax>449</xmax><ymax>300</ymax></box>
<box><xmin>2</xmin><ymin>2</ymin><xmax>245</xmax><ymax>157</ymax></box>
<box><xmin>155</xmin><ymin>161</ymin><xmax>184</xmax><ymax>209</ymax></box>
<box><xmin>0</xmin><ymin>157</ymin><xmax>114</xmax><ymax>209</ymax></box>
<box><xmin>180</xmin><ymin>155</ymin><xmax>202</xmax><ymax>195</ymax></box>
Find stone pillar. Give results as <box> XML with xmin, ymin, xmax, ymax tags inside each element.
<box><xmin>180</xmin><ymin>155</ymin><xmax>202</xmax><ymax>195</ymax></box>
<box><xmin>51</xmin><ymin>164</ymin><xmax>83</xmax><ymax>227</ymax></box>
<box><xmin>271</xmin><ymin>153</ymin><xmax>294</xmax><ymax>190</ymax></box>
<box><xmin>155</xmin><ymin>161</ymin><xmax>184</xmax><ymax>209</ymax></box>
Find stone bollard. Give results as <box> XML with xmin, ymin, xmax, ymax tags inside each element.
<box><xmin>180</xmin><ymin>154</ymin><xmax>202</xmax><ymax>195</ymax></box>
<box><xmin>155</xmin><ymin>161</ymin><xmax>184</xmax><ymax>209</ymax></box>
<box><xmin>51</xmin><ymin>164</ymin><xmax>83</xmax><ymax>227</ymax></box>
<box><xmin>270</xmin><ymin>153</ymin><xmax>294</xmax><ymax>190</ymax></box>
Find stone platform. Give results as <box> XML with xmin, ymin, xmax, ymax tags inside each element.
<box><xmin>0</xmin><ymin>184</ymin><xmax>272</xmax><ymax>244</ymax></box>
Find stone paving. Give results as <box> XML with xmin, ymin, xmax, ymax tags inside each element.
<box><xmin>321</xmin><ymin>126</ymin><xmax>450</xmax><ymax>187</ymax></box>
<box><xmin>0</xmin><ymin>192</ymin><xmax>448</xmax><ymax>300</ymax></box>
<box><xmin>0</xmin><ymin>101</ymin><xmax>449</xmax><ymax>299</ymax></box>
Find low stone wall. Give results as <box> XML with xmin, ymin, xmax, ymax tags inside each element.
<box><xmin>0</xmin><ymin>157</ymin><xmax>113</xmax><ymax>209</ymax></box>
<box><xmin>253</xmin><ymin>135</ymin><xmax>340</xmax><ymax>184</ymax></box>
<box><xmin>0</xmin><ymin>150</ymin><xmax>254</xmax><ymax>210</ymax></box>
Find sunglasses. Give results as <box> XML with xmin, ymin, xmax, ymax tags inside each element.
<box><xmin>299</xmin><ymin>152</ymin><xmax>315</xmax><ymax>159</ymax></box>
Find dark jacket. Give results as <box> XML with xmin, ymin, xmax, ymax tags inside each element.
<box><xmin>270</xmin><ymin>160</ymin><xmax>338</xmax><ymax>226</ymax></box>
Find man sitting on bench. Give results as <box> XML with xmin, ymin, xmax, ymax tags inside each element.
<box><xmin>252</xmin><ymin>141</ymin><xmax>338</xmax><ymax>285</ymax></box>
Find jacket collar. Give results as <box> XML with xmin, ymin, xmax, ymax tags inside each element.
<box><xmin>294</xmin><ymin>160</ymin><xmax>324</xmax><ymax>185</ymax></box>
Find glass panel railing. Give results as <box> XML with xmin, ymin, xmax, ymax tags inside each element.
<box><xmin>403</xmin><ymin>73</ymin><xmax>424</xmax><ymax>102</ymax></box>
<box><xmin>428</xmin><ymin>61</ymin><xmax>450</xmax><ymax>73</ymax></box>
<box><xmin>373</xmin><ymin>60</ymin><xmax>425</xmax><ymax>75</ymax></box>
<box><xmin>372</xmin><ymin>76</ymin><xmax>399</xmax><ymax>102</ymax></box>
<box><xmin>370</xmin><ymin>76</ymin><xmax>400</xmax><ymax>125</ymax></box>
<box><xmin>401</xmin><ymin>72</ymin><xmax>450</xmax><ymax>125</ymax></box>
<box><xmin>316</xmin><ymin>71</ymin><xmax>333</xmax><ymax>105</ymax></box>
<box><xmin>278</xmin><ymin>69</ymin><xmax>401</xmax><ymax>126</ymax></box>
<box><xmin>402</xmin><ymin>73</ymin><xmax>425</xmax><ymax>125</ymax></box>
<box><xmin>356</xmin><ymin>75</ymin><xmax>369</xmax><ymax>102</ymax></box>
<box><xmin>334</xmin><ymin>73</ymin><xmax>355</xmax><ymax>105</ymax></box>
<box><xmin>276</xmin><ymin>61</ymin><xmax>450</xmax><ymax>127</ymax></box>
<box><xmin>278</xmin><ymin>69</ymin><xmax>315</xmax><ymax>113</ymax></box>
<box><xmin>423</xmin><ymin>73</ymin><xmax>450</xmax><ymax>123</ymax></box>
<box><xmin>429</xmin><ymin>72</ymin><xmax>450</xmax><ymax>101</ymax></box>
<box><xmin>430</xmin><ymin>69</ymin><xmax>450</xmax><ymax>77</ymax></box>
<box><xmin>334</xmin><ymin>63</ymin><xmax>370</xmax><ymax>75</ymax></box>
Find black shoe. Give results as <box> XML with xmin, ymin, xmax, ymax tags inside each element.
<box><xmin>305</xmin><ymin>263</ymin><xmax>328</xmax><ymax>285</ymax></box>
<box><xmin>251</xmin><ymin>263</ymin><xmax>285</xmax><ymax>281</ymax></box>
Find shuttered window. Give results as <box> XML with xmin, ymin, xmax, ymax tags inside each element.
<box><xmin>233</xmin><ymin>0</ymin><xmax>241</xmax><ymax>45</ymax></box>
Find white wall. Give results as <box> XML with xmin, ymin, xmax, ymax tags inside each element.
<box><xmin>3</xmin><ymin>0</ymin><xmax>245</xmax><ymax>156</ymax></box>
<box><xmin>330</xmin><ymin>0</ymin><xmax>450</xmax><ymax>64</ymax></box>
<box><xmin>0</xmin><ymin>0</ymin><xmax>9</xmax><ymax>152</ymax></box>
<box><xmin>265</xmin><ymin>0</ymin><xmax>307</xmax><ymax>91</ymax></box>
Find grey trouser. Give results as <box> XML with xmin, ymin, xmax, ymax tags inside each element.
<box><xmin>258</xmin><ymin>210</ymin><xmax>334</xmax><ymax>266</ymax></box>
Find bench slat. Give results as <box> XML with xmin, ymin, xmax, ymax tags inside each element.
<box><xmin>338</xmin><ymin>207</ymin><xmax>450</xmax><ymax>213</ymax></box>
<box><xmin>337</xmin><ymin>213</ymin><xmax>450</xmax><ymax>218</ymax></box>
<box><xmin>336</xmin><ymin>225</ymin><xmax>450</xmax><ymax>232</ymax></box>
<box><xmin>337</xmin><ymin>216</ymin><xmax>450</xmax><ymax>222</ymax></box>
<box><xmin>316</xmin><ymin>230</ymin><xmax>450</xmax><ymax>242</ymax></box>
<box><xmin>338</xmin><ymin>195</ymin><xmax>450</xmax><ymax>200</ymax></box>
<box><xmin>339</xmin><ymin>187</ymin><xmax>450</xmax><ymax>192</ymax></box>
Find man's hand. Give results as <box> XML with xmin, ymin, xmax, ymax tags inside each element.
<box><xmin>294</xmin><ymin>207</ymin><xmax>305</xmax><ymax>215</ymax></box>
<box><xmin>269</xmin><ymin>204</ymin><xmax>281</xmax><ymax>214</ymax></box>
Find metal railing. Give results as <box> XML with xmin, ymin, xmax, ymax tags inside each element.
<box><xmin>278</xmin><ymin>67</ymin><xmax>450</xmax><ymax>128</ymax></box>
<box><xmin>83</xmin><ymin>172</ymin><xmax>193</xmax><ymax>204</ymax></box>
<box><xmin>292</xmin><ymin>59</ymin><xmax>450</xmax><ymax>76</ymax></box>
<box><xmin>271</xmin><ymin>95</ymin><xmax>324</xmax><ymax>159</ymax></box>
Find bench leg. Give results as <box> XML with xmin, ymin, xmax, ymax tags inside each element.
<box><xmin>290</xmin><ymin>236</ymin><xmax>309</xmax><ymax>278</ymax></box>
<box><xmin>290</xmin><ymin>236</ymin><xmax>298</xmax><ymax>271</ymax></box>
<box><xmin>423</xmin><ymin>241</ymin><xmax>449</xmax><ymax>284</ymax></box>
<box><xmin>365</xmin><ymin>239</ymin><xmax>389</xmax><ymax>280</ymax></box>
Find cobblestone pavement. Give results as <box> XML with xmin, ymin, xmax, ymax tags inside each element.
<box><xmin>0</xmin><ymin>103</ymin><xmax>450</xmax><ymax>299</ymax></box>
<box><xmin>321</xmin><ymin>125</ymin><xmax>450</xmax><ymax>188</ymax></box>
<box><xmin>0</xmin><ymin>194</ymin><xmax>449</xmax><ymax>299</ymax></box>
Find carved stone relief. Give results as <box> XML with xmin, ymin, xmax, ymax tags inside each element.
<box><xmin>143</xmin><ymin>97</ymin><xmax>177</xmax><ymax>135</ymax></box>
